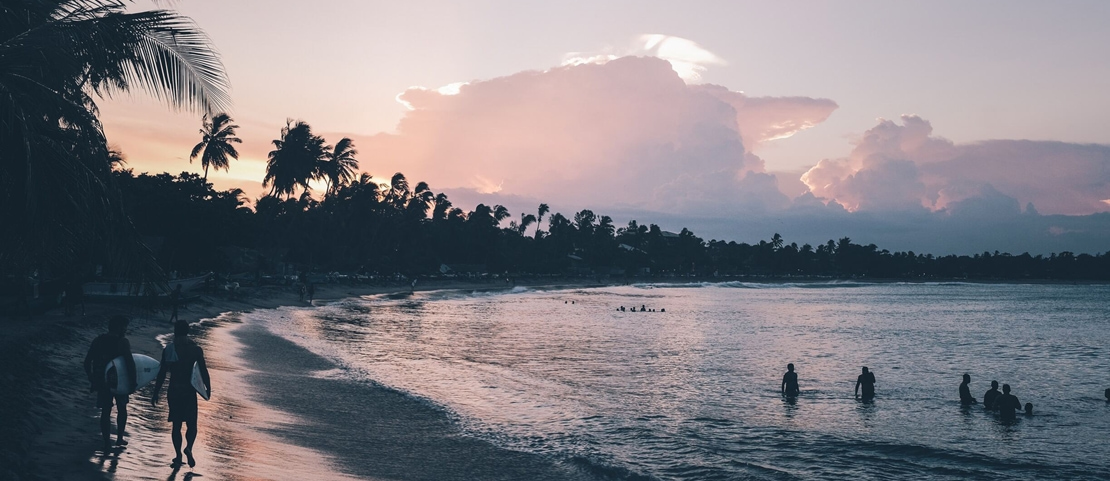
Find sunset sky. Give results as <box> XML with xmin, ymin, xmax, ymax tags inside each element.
<box><xmin>100</xmin><ymin>1</ymin><xmax>1110</xmax><ymax>254</ymax></box>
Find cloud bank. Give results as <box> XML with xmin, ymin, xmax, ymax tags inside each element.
<box><xmin>352</xmin><ymin>45</ymin><xmax>1108</xmax><ymax>255</ymax></box>
<box><xmin>366</xmin><ymin>55</ymin><xmax>836</xmax><ymax>214</ymax></box>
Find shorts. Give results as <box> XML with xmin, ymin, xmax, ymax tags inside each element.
<box><xmin>167</xmin><ymin>389</ymin><xmax>198</xmax><ymax>423</ymax></box>
<box><xmin>96</xmin><ymin>389</ymin><xmax>128</xmax><ymax>410</ymax></box>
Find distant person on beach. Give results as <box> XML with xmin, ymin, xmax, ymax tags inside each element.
<box><xmin>152</xmin><ymin>321</ymin><xmax>211</xmax><ymax>468</ymax></box>
<box><xmin>959</xmin><ymin>374</ymin><xmax>977</xmax><ymax>405</ymax></box>
<box><xmin>299</xmin><ymin>283</ymin><xmax>306</xmax><ymax>302</ymax></box>
<box><xmin>84</xmin><ymin>315</ymin><xmax>136</xmax><ymax>450</ymax></box>
<box><xmin>984</xmin><ymin>381</ymin><xmax>1001</xmax><ymax>410</ymax></box>
<box><xmin>307</xmin><ymin>283</ymin><xmax>315</xmax><ymax>302</ymax></box>
<box><xmin>640</xmin><ymin>305</ymin><xmax>646</xmax><ymax>312</ymax></box>
<box><xmin>994</xmin><ymin>384</ymin><xmax>1021</xmax><ymax>421</ymax></box>
<box><xmin>782</xmin><ymin>364</ymin><xmax>800</xmax><ymax>397</ymax></box>
<box><xmin>855</xmin><ymin>367</ymin><xmax>876</xmax><ymax>400</ymax></box>
<box><xmin>169</xmin><ymin>284</ymin><xmax>182</xmax><ymax>322</ymax></box>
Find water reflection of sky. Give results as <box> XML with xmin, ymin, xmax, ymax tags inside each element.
<box><xmin>262</xmin><ymin>283</ymin><xmax>1110</xmax><ymax>480</ymax></box>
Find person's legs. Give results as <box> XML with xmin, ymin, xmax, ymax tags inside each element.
<box><xmin>115</xmin><ymin>399</ymin><xmax>128</xmax><ymax>445</ymax></box>
<box><xmin>171</xmin><ymin>421</ymin><xmax>184</xmax><ymax>463</ymax></box>
<box><xmin>99</xmin><ymin>406</ymin><xmax>112</xmax><ymax>448</ymax></box>
<box><xmin>184</xmin><ymin>420</ymin><xmax>198</xmax><ymax>466</ymax></box>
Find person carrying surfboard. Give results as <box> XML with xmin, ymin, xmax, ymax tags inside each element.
<box><xmin>151</xmin><ymin>320</ymin><xmax>211</xmax><ymax>468</ymax></box>
<box><xmin>84</xmin><ymin>315</ymin><xmax>137</xmax><ymax>450</ymax></box>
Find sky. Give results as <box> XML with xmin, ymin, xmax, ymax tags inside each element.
<box><xmin>99</xmin><ymin>1</ymin><xmax>1110</xmax><ymax>255</ymax></box>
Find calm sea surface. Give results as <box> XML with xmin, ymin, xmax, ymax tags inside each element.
<box><xmin>251</xmin><ymin>282</ymin><xmax>1110</xmax><ymax>480</ymax></box>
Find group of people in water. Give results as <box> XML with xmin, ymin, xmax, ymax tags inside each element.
<box><xmin>779</xmin><ymin>364</ymin><xmax>1110</xmax><ymax>423</ymax></box>
<box><xmin>84</xmin><ymin>316</ymin><xmax>211</xmax><ymax>469</ymax></box>
<box><xmin>618</xmin><ymin>304</ymin><xmax>665</xmax><ymax>312</ymax></box>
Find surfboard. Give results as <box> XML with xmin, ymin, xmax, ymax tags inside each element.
<box><xmin>192</xmin><ymin>361</ymin><xmax>210</xmax><ymax>401</ymax></box>
<box><xmin>104</xmin><ymin>354</ymin><xmax>160</xmax><ymax>395</ymax></box>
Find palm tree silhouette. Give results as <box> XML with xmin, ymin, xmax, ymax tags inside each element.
<box><xmin>535</xmin><ymin>203</ymin><xmax>550</xmax><ymax>239</ymax></box>
<box><xmin>321</xmin><ymin>137</ymin><xmax>359</xmax><ymax>196</ymax></box>
<box><xmin>1</xmin><ymin>0</ymin><xmax>229</xmax><ymax>275</ymax></box>
<box><xmin>265</xmin><ymin>120</ymin><xmax>326</xmax><ymax>199</ymax></box>
<box><xmin>190</xmin><ymin>113</ymin><xmax>241</xmax><ymax>181</ymax></box>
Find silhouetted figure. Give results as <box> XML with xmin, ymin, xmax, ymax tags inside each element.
<box><xmin>855</xmin><ymin>367</ymin><xmax>876</xmax><ymax>400</ymax></box>
<box><xmin>782</xmin><ymin>363</ymin><xmax>800</xmax><ymax>397</ymax></box>
<box><xmin>984</xmin><ymin>381</ymin><xmax>1001</xmax><ymax>410</ymax></box>
<box><xmin>299</xmin><ymin>283</ymin><xmax>306</xmax><ymax>302</ymax></box>
<box><xmin>84</xmin><ymin>315</ymin><xmax>136</xmax><ymax>450</ymax></box>
<box><xmin>307</xmin><ymin>283</ymin><xmax>315</xmax><ymax>302</ymax></box>
<box><xmin>152</xmin><ymin>321</ymin><xmax>211</xmax><ymax>468</ymax></box>
<box><xmin>640</xmin><ymin>304</ymin><xmax>646</xmax><ymax>312</ymax></box>
<box><xmin>1105</xmin><ymin>388</ymin><xmax>1109</xmax><ymax>402</ymax></box>
<box><xmin>1024</xmin><ymin>403</ymin><xmax>1034</xmax><ymax>416</ymax></box>
<box><xmin>959</xmin><ymin>374</ymin><xmax>977</xmax><ymax>405</ymax></box>
<box><xmin>660</xmin><ymin>308</ymin><xmax>665</xmax><ymax>312</ymax></box>
<box><xmin>169</xmin><ymin>285</ymin><xmax>183</xmax><ymax>322</ymax></box>
<box><xmin>994</xmin><ymin>384</ymin><xmax>1021</xmax><ymax>421</ymax></box>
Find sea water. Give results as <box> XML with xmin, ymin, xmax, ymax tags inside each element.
<box><xmin>251</xmin><ymin>282</ymin><xmax>1110</xmax><ymax>480</ymax></box>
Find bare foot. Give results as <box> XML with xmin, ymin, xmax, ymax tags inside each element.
<box><xmin>184</xmin><ymin>448</ymin><xmax>196</xmax><ymax>468</ymax></box>
<box><xmin>171</xmin><ymin>457</ymin><xmax>183</xmax><ymax>467</ymax></box>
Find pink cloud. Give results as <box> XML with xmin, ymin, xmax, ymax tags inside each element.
<box><xmin>361</xmin><ymin>56</ymin><xmax>836</xmax><ymax>214</ymax></box>
<box><xmin>801</xmin><ymin>115</ymin><xmax>1110</xmax><ymax>215</ymax></box>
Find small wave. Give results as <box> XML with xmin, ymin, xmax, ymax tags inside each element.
<box><xmin>564</xmin><ymin>456</ymin><xmax>661</xmax><ymax>481</ymax></box>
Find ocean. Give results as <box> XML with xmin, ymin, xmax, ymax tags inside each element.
<box><xmin>215</xmin><ymin>282</ymin><xmax>1110</xmax><ymax>480</ymax></box>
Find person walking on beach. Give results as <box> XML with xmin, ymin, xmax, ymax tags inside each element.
<box><xmin>959</xmin><ymin>374</ymin><xmax>977</xmax><ymax>405</ymax></box>
<box><xmin>855</xmin><ymin>367</ymin><xmax>876</xmax><ymax>400</ymax></box>
<box><xmin>782</xmin><ymin>363</ymin><xmax>800</xmax><ymax>397</ymax></box>
<box><xmin>984</xmin><ymin>380</ymin><xmax>1001</xmax><ymax>410</ymax></box>
<box><xmin>994</xmin><ymin>384</ymin><xmax>1021</xmax><ymax>421</ymax></box>
<box><xmin>84</xmin><ymin>315</ymin><xmax>136</xmax><ymax>450</ymax></box>
<box><xmin>152</xmin><ymin>321</ymin><xmax>211</xmax><ymax>468</ymax></box>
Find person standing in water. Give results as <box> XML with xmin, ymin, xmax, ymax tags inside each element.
<box><xmin>152</xmin><ymin>321</ymin><xmax>211</xmax><ymax>468</ymax></box>
<box><xmin>84</xmin><ymin>315</ymin><xmax>137</xmax><ymax>450</ymax></box>
<box><xmin>855</xmin><ymin>367</ymin><xmax>876</xmax><ymax>400</ymax></box>
<box><xmin>959</xmin><ymin>374</ymin><xmax>977</xmax><ymax>405</ymax></box>
<box><xmin>1105</xmin><ymin>388</ymin><xmax>1109</xmax><ymax>403</ymax></box>
<box><xmin>984</xmin><ymin>381</ymin><xmax>1001</xmax><ymax>410</ymax></box>
<box><xmin>782</xmin><ymin>364</ymin><xmax>800</xmax><ymax>397</ymax></box>
<box><xmin>994</xmin><ymin>384</ymin><xmax>1022</xmax><ymax>421</ymax></box>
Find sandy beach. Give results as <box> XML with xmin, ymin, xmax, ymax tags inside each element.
<box><xmin>0</xmin><ymin>277</ymin><xmax>610</xmax><ymax>481</ymax></box>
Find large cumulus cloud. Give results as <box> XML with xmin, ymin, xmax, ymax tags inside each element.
<box><xmin>802</xmin><ymin>115</ymin><xmax>1110</xmax><ymax>215</ymax></box>
<box><xmin>363</xmin><ymin>56</ymin><xmax>836</xmax><ymax>213</ymax></box>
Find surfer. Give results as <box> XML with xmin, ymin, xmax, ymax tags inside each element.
<box><xmin>83</xmin><ymin>315</ymin><xmax>137</xmax><ymax>450</ymax></box>
<box><xmin>994</xmin><ymin>384</ymin><xmax>1021</xmax><ymax>421</ymax></box>
<box><xmin>959</xmin><ymin>374</ymin><xmax>977</xmax><ymax>405</ymax></box>
<box><xmin>855</xmin><ymin>367</ymin><xmax>876</xmax><ymax>400</ymax></box>
<box><xmin>152</xmin><ymin>320</ymin><xmax>211</xmax><ymax>468</ymax></box>
<box><xmin>984</xmin><ymin>380</ymin><xmax>1001</xmax><ymax>410</ymax></box>
<box><xmin>781</xmin><ymin>363</ymin><xmax>800</xmax><ymax>397</ymax></box>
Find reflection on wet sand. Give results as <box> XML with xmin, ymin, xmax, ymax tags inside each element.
<box><xmin>88</xmin><ymin>312</ymin><xmax>362</xmax><ymax>481</ymax></box>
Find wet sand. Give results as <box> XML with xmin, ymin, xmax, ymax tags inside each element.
<box><xmin>0</xmin><ymin>278</ymin><xmax>609</xmax><ymax>481</ymax></box>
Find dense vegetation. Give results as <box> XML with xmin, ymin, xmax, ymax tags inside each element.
<box><xmin>113</xmin><ymin>169</ymin><xmax>1110</xmax><ymax>281</ymax></box>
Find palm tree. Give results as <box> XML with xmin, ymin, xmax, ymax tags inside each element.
<box><xmin>190</xmin><ymin>113</ymin><xmax>241</xmax><ymax>181</ymax></box>
<box><xmin>264</xmin><ymin>120</ymin><xmax>326</xmax><ymax>199</ymax></box>
<box><xmin>518</xmin><ymin>213</ymin><xmax>537</xmax><ymax>236</ymax></box>
<box><xmin>321</xmin><ymin>137</ymin><xmax>358</xmax><ymax>196</ymax></box>
<box><xmin>0</xmin><ymin>0</ymin><xmax>230</xmax><ymax>276</ymax></box>
<box><xmin>535</xmin><ymin>203</ymin><xmax>550</xmax><ymax>239</ymax></box>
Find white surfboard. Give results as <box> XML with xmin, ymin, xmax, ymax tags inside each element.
<box><xmin>104</xmin><ymin>354</ymin><xmax>160</xmax><ymax>395</ymax></box>
<box><xmin>192</xmin><ymin>361</ymin><xmax>210</xmax><ymax>401</ymax></box>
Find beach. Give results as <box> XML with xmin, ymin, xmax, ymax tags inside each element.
<box><xmin>0</xmin><ymin>278</ymin><xmax>609</xmax><ymax>481</ymax></box>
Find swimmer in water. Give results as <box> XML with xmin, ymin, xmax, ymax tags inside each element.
<box><xmin>855</xmin><ymin>367</ymin><xmax>876</xmax><ymax>400</ymax></box>
<box><xmin>984</xmin><ymin>381</ymin><xmax>1001</xmax><ymax>410</ymax></box>
<box><xmin>782</xmin><ymin>363</ymin><xmax>800</xmax><ymax>398</ymax></box>
<box><xmin>959</xmin><ymin>374</ymin><xmax>977</xmax><ymax>405</ymax></box>
<box><xmin>994</xmin><ymin>384</ymin><xmax>1021</xmax><ymax>422</ymax></box>
<box><xmin>1024</xmin><ymin>403</ymin><xmax>1034</xmax><ymax>416</ymax></box>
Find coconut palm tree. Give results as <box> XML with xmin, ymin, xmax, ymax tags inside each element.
<box><xmin>535</xmin><ymin>203</ymin><xmax>550</xmax><ymax>239</ymax></box>
<box><xmin>264</xmin><ymin>120</ymin><xmax>327</xmax><ymax>199</ymax></box>
<box><xmin>321</xmin><ymin>137</ymin><xmax>358</xmax><ymax>196</ymax></box>
<box><xmin>190</xmin><ymin>113</ymin><xmax>241</xmax><ymax>181</ymax></box>
<box><xmin>0</xmin><ymin>0</ymin><xmax>230</xmax><ymax>275</ymax></box>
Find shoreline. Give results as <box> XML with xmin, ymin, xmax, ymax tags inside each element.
<box><xmin>2</xmin><ymin>277</ymin><xmax>1106</xmax><ymax>480</ymax></box>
